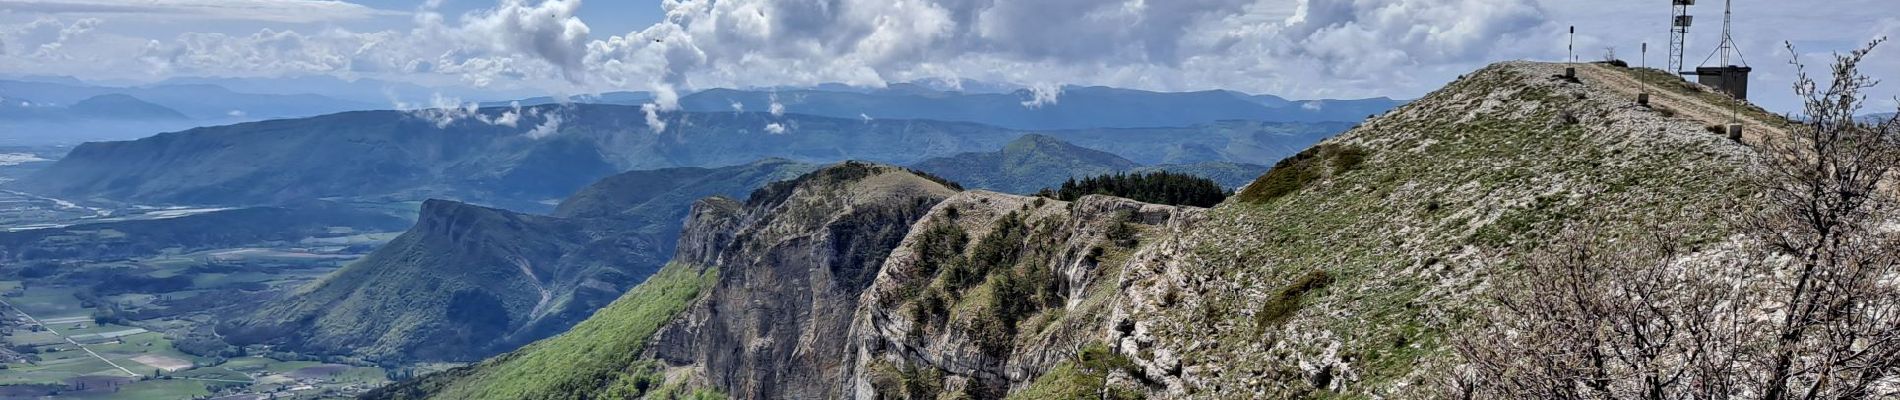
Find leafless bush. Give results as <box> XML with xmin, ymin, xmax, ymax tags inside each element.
<box><xmin>1747</xmin><ymin>38</ymin><xmax>1900</xmax><ymax>400</ymax></box>
<box><xmin>1448</xmin><ymin>225</ymin><xmax>1758</xmax><ymax>399</ymax></box>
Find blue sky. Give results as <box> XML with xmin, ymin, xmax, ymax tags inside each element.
<box><xmin>0</xmin><ymin>0</ymin><xmax>1896</xmax><ymax>114</ymax></box>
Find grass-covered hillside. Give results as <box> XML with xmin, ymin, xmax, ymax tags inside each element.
<box><xmin>361</xmin><ymin>261</ymin><xmax>721</xmax><ymax>400</ymax></box>
<box><xmin>1100</xmin><ymin>61</ymin><xmax>1778</xmax><ymax>397</ymax></box>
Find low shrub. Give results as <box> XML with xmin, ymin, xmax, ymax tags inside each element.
<box><xmin>1255</xmin><ymin>270</ymin><xmax>1336</xmax><ymax>331</ymax></box>
<box><xmin>1237</xmin><ymin>144</ymin><xmax>1372</xmax><ymax>204</ymax></box>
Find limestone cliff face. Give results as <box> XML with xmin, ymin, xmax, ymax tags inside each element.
<box><xmin>844</xmin><ymin>191</ymin><xmax>1202</xmax><ymax>398</ymax></box>
<box><xmin>643</xmin><ymin>162</ymin><xmax>961</xmax><ymax>399</ymax></box>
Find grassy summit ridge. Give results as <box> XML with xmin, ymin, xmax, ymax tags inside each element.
<box><xmin>1102</xmin><ymin>61</ymin><xmax>1770</xmax><ymax>397</ymax></box>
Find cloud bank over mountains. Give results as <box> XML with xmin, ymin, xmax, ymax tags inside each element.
<box><xmin>0</xmin><ymin>0</ymin><xmax>1896</xmax><ymax>113</ymax></box>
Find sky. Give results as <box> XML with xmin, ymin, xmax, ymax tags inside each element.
<box><xmin>0</xmin><ymin>0</ymin><xmax>1895</xmax><ymax>115</ymax></box>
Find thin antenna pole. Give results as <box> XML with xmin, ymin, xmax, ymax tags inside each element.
<box><xmin>1642</xmin><ymin>43</ymin><xmax>1649</xmax><ymax>93</ymax></box>
<box><xmin>1723</xmin><ymin>0</ymin><xmax>1738</xmax><ymax>124</ymax></box>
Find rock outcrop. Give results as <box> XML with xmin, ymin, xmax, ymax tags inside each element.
<box><xmin>644</xmin><ymin>162</ymin><xmax>961</xmax><ymax>399</ymax></box>
<box><xmin>845</xmin><ymin>192</ymin><xmax>1202</xmax><ymax>398</ymax></box>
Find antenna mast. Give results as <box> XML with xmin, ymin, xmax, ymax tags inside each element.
<box><xmin>1669</xmin><ymin>0</ymin><xmax>1694</xmax><ymax>73</ymax></box>
<box><xmin>1717</xmin><ymin>0</ymin><xmax>1737</xmax><ymax>68</ymax></box>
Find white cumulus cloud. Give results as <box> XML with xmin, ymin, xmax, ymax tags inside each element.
<box><xmin>2</xmin><ymin>0</ymin><xmax>1896</xmax><ymax>113</ymax></box>
<box><xmin>1020</xmin><ymin>83</ymin><xmax>1062</xmax><ymax>108</ymax></box>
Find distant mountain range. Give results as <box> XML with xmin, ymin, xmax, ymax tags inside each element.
<box><xmin>484</xmin><ymin>86</ymin><xmax>1403</xmax><ymax>130</ymax></box>
<box><xmin>0</xmin><ymin>93</ymin><xmax>188</xmax><ymax>121</ymax></box>
<box><xmin>2</xmin><ymin>75</ymin><xmax>1400</xmax><ymax>145</ymax></box>
<box><xmin>680</xmin><ymin>86</ymin><xmax>1402</xmax><ymax>129</ymax></box>
<box><xmin>13</xmin><ymin>106</ymin><xmax>1347</xmax><ymax>209</ymax></box>
<box><xmin>0</xmin><ymin>79</ymin><xmax>374</xmax><ymax>120</ymax></box>
<box><xmin>0</xmin><ymin>79</ymin><xmax>379</xmax><ymax>143</ymax></box>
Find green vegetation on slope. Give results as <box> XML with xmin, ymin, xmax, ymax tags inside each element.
<box><xmin>363</xmin><ymin>262</ymin><xmax>718</xmax><ymax>400</ymax></box>
<box><xmin>1011</xmin><ymin>343</ymin><xmax>1142</xmax><ymax>400</ymax></box>
<box><xmin>1040</xmin><ymin>171</ymin><xmax>1230</xmax><ymax>207</ymax></box>
<box><xmin>1234</xmin><ymin>143</ymin><xmax>1367</xmax><ymax>204</ymax></box>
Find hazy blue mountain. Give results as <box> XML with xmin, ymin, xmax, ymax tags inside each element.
<box><xmin>1049</xmin><ymin>120</ymin><xmax>1348</xmax><ymax>165</ymax></box>
<box><xmin>66</xmin><ymin>94</ymin><xmax>190</xmax><ymax>120</ymax></box>
<box><xmin>911</xmin><ymin>134</ymin><xmax>1273</xmax><ymax>193</ymax></box>
<box><xmin>0</xmin><ymin>94</ymin><xmax>186</xmax><ymax>121</ymax></box>
<box><xmin>911</xmin><ymin>134</ymin><xmax>1140</xmax><ymax>193</ymax></box>
<box><xmin>14</xmin><ymin>105</ymin><xmax>1344</xmax><ymax>208</ymax></box>
<box><xmin>0</xmin><ymin>79</ymin><xmax>373</xmax><ymax>120</ymax></box>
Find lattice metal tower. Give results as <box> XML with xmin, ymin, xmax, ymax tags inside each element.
<box><xmin>1713</xmin><ymin>0</ymin><xmax>1742</xmax><ymax>68</ymax></box>
<box><xmin>1669</xmin><ymin>0</ymin><xmax>1694</xmax><ymax>73</ymax></box>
